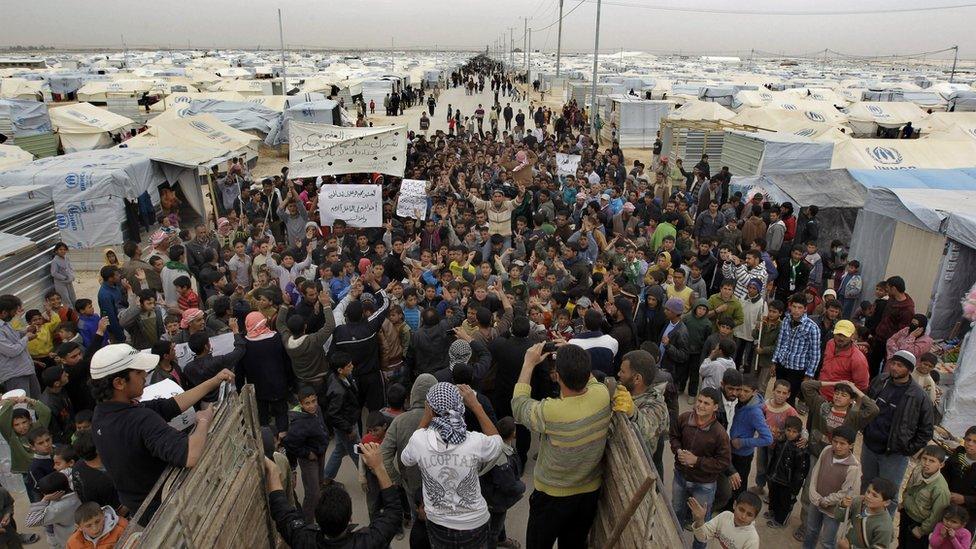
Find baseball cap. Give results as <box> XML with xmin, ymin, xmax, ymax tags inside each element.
<box><xmin>833</xmin><ymin>320</ymin><xmax>855</xmax><ymax>338</ymax></box>
<box><xmin>90</xmin><ymin>343</ymin><xmax>160</xmax><ymax>380</ymax></box>
<box><xmin>600</xmin><ymin>193</ymin><xmax>611</xmax><ymax>201</ymax></box>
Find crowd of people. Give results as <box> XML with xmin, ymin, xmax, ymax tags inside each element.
<box><xmin>0</xmin><ymin>55</ymin><xmax>972</xmax><ymax>549</ymax></box>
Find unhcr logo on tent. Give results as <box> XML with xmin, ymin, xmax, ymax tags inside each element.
<box><xmin>867</xmin><ymin>146</ymin><xmax>903</xmax><ymax>165</ymax></box>
<box><xmin>760</xmin><ymin>92</ymin><xmax>773</xmax><ymax>101</ymax></box>
<box><xmin>782</xmin><ymin>104</ymin><xmax>797</xmax><ymax>111</ymax></box>
<box><xmin>804</xmin><ymin>111</ymin><xmax>826</xmax><ymax>123</ymax></box>
<box><xmin>795</xmin><ymin>129</ymin><xmax>817</xmax><ymax>137</ymax></box>
<box><xmin>866</xmin><ymin>105</ymin><xmax>889</xmax><ymax>118</ymax></box>
<box><xmin>64</xmin><ymin>172</ymin><xmax>91</xmax><ymax>191</ymax></box>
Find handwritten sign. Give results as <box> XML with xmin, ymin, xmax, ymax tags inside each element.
<box><xmin>318</xmin><ymin>184</ymin><xmax>383</xmax><ymax>227</ymax></box>
<box><xmin>140</xmin><ymin>379</ymin><xmax>197</xmax><ymax>430</ymax></box>
<box><xmin>172</xmin><ymin>332</ymin><xmax>237</xmax><ymax>368</ymax></box>
<box><xmin>396</xmin><ymin>179</ymin><xmax>428</xmax><ymax>220</ymax></box>
<box><xmin>288</xmin><ymin>122</ymin><xmax>407</xmax><ymax>178</ymax></box>
<box><xmin>556</xmin><ymin>153</ymin><xmax>581</xmax><ymax>177</ymax></box>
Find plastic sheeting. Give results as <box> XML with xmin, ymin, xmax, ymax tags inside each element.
<box><xmin>831</xmin><ymin>139</ymin><xmax>976</xmax><ymax>170</ymax></box>
<box><xmin>0</xmin><ymin>99</ymin><xmax>52</xmax><ymax>137</ymax></box>
<box><xmin>265</xmin><ymin>100</ymin><xmax>341</xmax><ymax>146</ymax></box>
<box><xmin>929</xmin><ymin>242</ymin><xmax>976</xmax><ymax>339</ymax></box>
<box><xmin>944</xmin><ymin>330</ymin><xmax>976</xmax><ymax>436</ymax></box>
<box><xmin>151</xmin><ymin>99</ymin><xmax>278</xmax><ymax>134</ymax></box>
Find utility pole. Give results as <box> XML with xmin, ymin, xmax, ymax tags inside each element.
<box><xmin>510</xmin><ymin>27</ymin><xmax>516</xmax><ymax>67</ymax></box>
<box><xmin>528</xmin><ymin>28</ymin><xmax>532</xmax><ymax>83</ymax></box>
<box><xmin>121</xmin><ymin>34</ymin><xmax>127</xmax><ymax>69</ymax></box>
<box><xmin>556</xmin><ymin>0</ymin><xmax>564</xmax><ymax>77</ymax></box>
<box><xmin>390</xmin><ymin>37</ymin><xmax>394</xmax><ymax>73</ymax></box>
<box><xmin>523</xmin><ymin>18</ymin><xmax>529</xmax><ymax>77</ymax></box>
<box><xmin>277</xmin><ymin>9</ymin><xmax>287</xmax><ymax>94</ymax></box>
<box><xmin>589</xmin><ymin>0</ymin><xmax>602</xmax><ymax>135</ymax></box>
<box><xmin>950</xmin><ymin>44</ymin><xmax>959</xmax><ymax>83</ymax></box>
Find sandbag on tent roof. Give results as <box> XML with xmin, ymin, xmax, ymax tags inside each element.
<box><xmin>49</xmin><ymin>102</ymin><xmax>134</xmax><ymax>152</ymax></box>
<box><xmin>667</xmin><ymin>100</ymin><xmax>736</xmax><ymax>123</ymax></box>
<box><xmin>831</xmin><ymin>138</ymin><xmax>976</xmax><ymax>170</ymax></box>
<box><xmin>844</xmin><ymin>101</ymin><xmax>927</xmax><ymax>135</ymax></box>
<box><xmin>0</xmin><ymin>144</ymin><xmax>33</xmax><ymax>171</ymax></box>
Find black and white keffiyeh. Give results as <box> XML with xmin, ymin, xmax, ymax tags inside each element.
<box><xmin>426</xmin><ymin>382</ymin><xmax>468</xmax><ymax>445</ymax></box>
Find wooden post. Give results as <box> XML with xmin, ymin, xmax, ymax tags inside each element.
<box><xmin>602</xmin><ymin>475</ymin><xmax>655</xmax><ymax>549</ymax></box>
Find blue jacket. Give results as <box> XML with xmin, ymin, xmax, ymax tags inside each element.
<box><xmin>728</xmin><ymin>394</ymin><xmax>773</xmax><ymax>457</ymax></box>
<box><xmin>96</xmin><ymin>282</ymin><xmax>126</xmax><ymax>342</ymax></box>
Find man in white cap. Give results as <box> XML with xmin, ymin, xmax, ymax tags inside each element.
<box><xmin>89</xmin><ymin>343</ymin><xmax>234</xmax><ymax>522</ymax></box>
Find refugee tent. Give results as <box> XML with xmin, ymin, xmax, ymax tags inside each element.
<box><xmin>847</xmin><ymin>169</ymin><xmax>976</xmax><ymax>330</ymax></box>
<box><xmin>122</xmin><ymin>113</ymin><xmax>259</xmax><ymax>164</ymax></box>
<box><xmin>730</xmin><ymin>169</ymin><xmax>865</xmax><ymax>251</ymax></box>
<box><xmin>697</xmin><ymin>86</ymin><xmax>737</xmax><ymax>107</ymax></box>
<box><xmin>732</xmin><ymin>89</ymin><xmax>789</xmax><ymax>109</ymax></box>
<box><xmin>783</xmin><ymin>87</ymin><xmax>849</xmax><ymax>107</ymax></box>
<box><xmin>730</xmin><ymin>108</ymin><xmax>842</xmax><ymax>137</ymax></box>
<box><xmin>208</xmin><ymin>79</ymin><xmax>265</xmax><ymax>96</ymax></box>
<box><xmin>150</xmin><ymin>100</ymin><xmax>278</xmax><ymax>135</ymax></box>
<box><xmin>150</xmin><ymin>91</ymin><xmax>246</xmax><ymax>112</ymax></box>
<box><xmin>947</xmin><ymin>90</ymin><xmax>976</xmax><ymax>112</ymax></box>
<box><xmin>0</xmin><ymin>99</ymin><xmax>58</xmax><ymax>158</ymax></box>
<box><xmin>245</xmin><ymin>95</ymin><xmax>288</xmax><ymax>112</ymax></box>
<box><xmin>0</xmin><ymin>184</ymin><xmax>58</xmax><ymax>310</ymax></box>
<box><xmin>761</xmin><ymin>98</ymin><xmax>849</xmax><ymax>126</ymax></box>
<box><xmin>843</xmin><ymin>101</ymin><xmax>927</xmax><ymax>136</ymax></box>
<box><xmin>0</xmin><ymin>149</ymin><xmax>169</xmax><ymax>248</ymax></box>
<box><xmin>916</xmin><ymin>112</ymin><xmax>976</xmax><ymax>136</ymax></box>
<box><xmin>0</xmin><ymin>144</ymin><xmax>33</xmax><ymax>171</ymax></box>
<box><xmin>722</xmin><ymin>130</ymin><xmax>834</xmax><ymax>176</ymax></box>
<box><xmin>265</xmin><ymin>100</ymin><xmax>342</xmax><ymax>146</ymax></box>
<box><xmin>0</xmin><ymin>78</ymin><xmax>43</xmax><ymax>101</ymax></box>
<box><xmin>667</xmin><ymin>100</ymin><xmax>736</xmax><ymax>123</ymax></box>
<box><xmin>830</xmin><ymin>138</ymin><xmax>976</xmax><ymax>170</ymax></box>
<box><xmin>49</xmin><ymin>102</ymin><xmax>134</xmax><ymax>152</ymax></box>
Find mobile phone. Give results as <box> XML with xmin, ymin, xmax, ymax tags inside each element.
<box><xmin>352</xmin><ymin>444</ymin><xmax>363</xmax><ymax>455</ymax></box>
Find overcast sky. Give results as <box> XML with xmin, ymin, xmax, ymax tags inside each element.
<box><xmin>2</xmin><ymin>0</ymin><xmax>972</xmax><ymax>58</ymax></box>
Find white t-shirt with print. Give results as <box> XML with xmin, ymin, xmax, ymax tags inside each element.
<box><xmin>401</xmin><ymin>428</ymin><xmax>503</xmax><ymax>530</ymax></box>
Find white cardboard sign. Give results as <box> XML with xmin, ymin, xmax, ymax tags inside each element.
<box><xmin>318</xmin><ymin>184</ymin><xmax>383</xmax><ymax>227</ymax></box>
<box><xmin>288</xmin><ymin>122</ymin><xmax>407</xmax><ymax>178</ymax></box>
<box><xmin>396</xmin><ymin>179</ymin><xmax>428</xmax><ymax>220</ymax></box>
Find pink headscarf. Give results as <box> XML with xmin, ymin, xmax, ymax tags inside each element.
<box><xmin>358</xmin><ymin>258</ymin><xmax>372</xmax><ymax>275</ymax></box>
<box><xmin>245</xmin><ymin>311</ymin><xmax>274</xmax><ymax>341</ymax></box>
<box><xmin>179</xmin><ymin>308</ymin><xmax>204</xmax><ymax>329</ymax></box>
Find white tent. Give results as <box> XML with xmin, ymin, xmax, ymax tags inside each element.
<box><xmin>0</xmin><ymin>144</ymin><xmax>33</xmax><ymax>171</ymax></box>
<box><xmin>667</xmin><ymin>100</ymin><xmax>736</xmax><ymax>123</ymax></box>
<box><xmin>731</xmin><ymin>107</ymin><xmax>843</xmax><ymax>137</ymax></box>
<box><xmin>831</xmin><ymin>139</ymin><xmax>976</xmax><ymax>170</ymax></box>
<box><xmin>722</xmin><ymin>130</ymin><xmax>834</xmax><ymax>176</ymax></box>
<box><xmin>150</xmin><ymin>91</ymin><xmax>246</xmax><ymax>112</ymax></box>
<box><xmin>122</xmin><ymin>113</ymin><xmax>259</xmax><ymax>166</ymax></box>
<box><xmin>783</xmin><ymin>88</ymin><xmax>850</xmax><ymax>107</ymax></box>
<box><xmin>208</xmin><ymin>79</ymin><xmax>264</xmax><ymax>96</ymax></box>
<box><xmin>844</xmin><ymin>101</ymin><xmax>927</xmax><ymax>136</ymax></box>
<box><xmin>49</xmin><ymin>102</ymin><xmax>133</xmax><ymax>152</ymax></box>
<box><xmin>265</xmin><ymin>100</ymin><xmax>342</xmax><ymax>146</ymax></box>
<box><xmin>0</xmin><ymin>78</ymin><xmax>43</xmax><ymax>101</ymax></box>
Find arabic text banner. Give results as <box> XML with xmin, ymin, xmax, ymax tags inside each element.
<box><xmin>289</xmin><ymin>122</ymin><xmax>407</xmax><ymax>178</ymax></box>
<box><xmin>318</xmin><ymin>184</ymin><xmax>383</xmax><ymax>227</ymax></box>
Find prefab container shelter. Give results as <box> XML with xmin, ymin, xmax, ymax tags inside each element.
<box><xmin>0</xmin><ymin>184</ymin><xmax>58</xmax><ymax>311</ymax></box>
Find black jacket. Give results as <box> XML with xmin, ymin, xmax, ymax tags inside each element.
<box><xmin>659</xmin><ymin>321</ymin><xmax>691</xmax><ymax>373</ymax></box>
<box><xmin>766</xmin><ymin>438</ymin><xmax>809</xmax><ymax>492</ymax></box>
<box><xmin>775</xmin><ymin>259</ymin><xmax>811</xmax><ymax>298</ymax></box>
<box><xmin>405</xmin><ymin>306</ymin><xmax>463</xmax><ymax>377</ymax></box>
<box><xmin>943</xmin><ymin>446</ymin><xmax>976</xmax><ymax>530</ymax></box>
<box><xmin>283</xmin><ymin>408</ymin><xmax>329</xmax><ymax>458</ymax></box>
<box><xmin>866</xmin><ymin>373</ymin><xmax>935</xmax><ymax>456</ymax></box>
<box><xmin>238</xmin><ymin>334</ymin><xmax>293</xmax><ymax>401</ymax></box>
<box><xmin>269</xmin><ymin>486</ymin><xmax>401</xmax><ymax>549</ymax></box>
<box><xmin>635</xmin><ymin>287</ymin><xmax>668</xmax><ymax>344</ymax></box>
<box><xmin>183</xmin><ymin>334</ymin><xmax>246</xmax><ymax>403</ymax></box>
<box><xmin>480</xmin><ymin>449</ymin><xmax>525</xmax><ymax>512</ymax></box>
<box><xmin>325</xmin><ymin>374</ymin><xmax>360</xmax><ymax>435</ymax></box>
<box><xmin>329</xmin><ymin>291</ymin><xmax>390</xmax><ymax>377</ymax></box>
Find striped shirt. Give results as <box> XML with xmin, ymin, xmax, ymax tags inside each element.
<box><xmin>772</xmin><ymin>314</ymin><xmax>822</xmax><ymax>377</ymax></box>
<box><xmin>512</xmin><ymin>376</ymin><xmax>611</xmax><ymax>497</ymax></box>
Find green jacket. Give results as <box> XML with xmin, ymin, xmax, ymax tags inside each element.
<box><xmin>707</xmin><ymin>294</ymin><xmax>744</xmax><ymax>329</ymax></box>
<box><xmin>683</xmin><ymin>300</ymin><xmax>713</xmax><ymax>356</ymax></box>
<box><xmin>801</xmin><ymin>380</ymin><xmax>879</xmax><ymax>458</ymax></box>
<box><xmin>902</xmin><ymin>469</ymin><xmax>950</xmax><ymax>535</ymax></box>
<box><xmin>0</xmin><ymin>399</ymin><xmax>51</xmax><ymax>473</ymax></box>
<box><xmin>834</xmin><ymin>496</ymin><xmax>894</xmax><ymax>549</ymax></box>
<box><xmin>628</xmin><ymin>388</ymin><xmax>669</xmax><ymax>457</ymax></box>
<box><xmin>752</xmin><ymin>319</ymin><xmax>781</xmax><ymax>371</ymax></box>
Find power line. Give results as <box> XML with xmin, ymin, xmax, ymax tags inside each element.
<box><xmin>528</xmin><ymin>0</ymin><xmax>549</xmax><ymax>19</ymax></box>
<box><xmin>579</xmin><ymin>0</ymin><xmax>976</xmax><ymax>16</ymax></box>
<box><xmin>533</xmin><ymin>0</ymin><xmax>586</xmax><ymax>32</ymax></box>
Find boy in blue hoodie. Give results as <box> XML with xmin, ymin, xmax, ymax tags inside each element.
<box><xmin>726</xmin><ymin>373</ymin><xmax>772</xmax><ymax>510</ymax></box>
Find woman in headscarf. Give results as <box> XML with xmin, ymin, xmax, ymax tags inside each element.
<box><xmin>885</xmin><ymin>313</ymin><xmax>934</xmax><ymax>361</ymax></box>
<box><xmin>103</xmin><ymin>248</ymin><xmax>120</xmax><ymax>266</ymax></box>
<box><xmin>239</xmin><ymin>311</ymin><xmax>292</xmax><ymax>436</ymax></box>
<box><xmin>643</xmin><ymin>250</ymin><xmax>672</xmax><ymax>286</ymax></box>
<box><xmin>400</xmin><ymin>382</ymin><xmax>504</xmax><ymax>548</ymax></box>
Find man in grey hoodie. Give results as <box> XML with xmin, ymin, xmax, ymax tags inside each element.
<box><xmin>380</xmin><ymin>373</ymin><xmax>438</xmax><ymax>516</ymax></box>
<box><xmin>276</xmin><ymin>293</ymin><xmax>335</xmax><ymax>391</ymax></box>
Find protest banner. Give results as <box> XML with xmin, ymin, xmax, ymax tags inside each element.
<box><xmin>396</xmin><ymin>179</ymin><xmax>428</xmax><ymax>220</ymax></box>
<box><xmin>141</xmin><ymin>379</ymin><xmax>196</xmax><ymax>430</ymax></box>
<box><xmin>318</xmin><ymin>184</ymin><xmax>383</xmax><ymax>227</ymax></box>
<box><xmin>556</xmin><ymin>153</ymin><xmax>581</xmax><ymax>177</ymax></box>
<box><xmin>288</xmin><ymin>122</ymin><xmax>407</xmax><ymax>178</ymax></box>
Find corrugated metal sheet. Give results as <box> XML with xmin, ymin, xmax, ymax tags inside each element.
<box><xmin>0</xmin><ymin>194</ymin><xmax>59</xmax><ymax>310</ymax></box>
<box><xmin>13</xmin><ymin>133</ymin><xmax>59</xmax><ymax>158</ymax></box>
<box><xmin>674</xmin><ymin>129</ymin><xmax>724</xmax><ymax>165</ymax></box>
<box><xmin>721</xmin><ymin>132</ymin><xmax>765</xmax><ymax>176</ymax></box>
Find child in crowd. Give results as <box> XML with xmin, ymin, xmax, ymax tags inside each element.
<box><xmin>27</xmin><ymin>426</ymin><xmax>55</xmax><ymax>503</ymax></box>
<box><xmin>683</xmin><ymin>299</ymin><xmax>712</xmax><ymax>402</ymax></box>
<box><xmin>74</xmin><ymin>299</ymin><xmax>101</xmax><ymax>348</ymax></box>
<box><xmin>323</xmin><ymin>353</ymin><xmax>360</xmax><ymax>480</ymax></box>
<box><xmin>690</xmin><ymin>491</ymin><xmax>762</xmax><ymax>549</ymax></box>
<box><xmin>283</xmin><ymin>386</ymin><xmax>329</xmax><ymax>522</ymax></box>
<box><xmin>943</xmin><ymin>426</ymin><xmax>976</xmax><ymax>534</ymax></box>
<box><xmin>65</xmin><ymin>502</ymin><xmax>128</xmax><ymax>549</ymax></box>
<box><xmin>726</xmin><ymin>374</ymin><xmax>772</xmax><ymax>504</ymax></box>
<box><xmin>803</xmin><ymin>426</ymin><xmax>861</xmax><ymax>549</ymax></box>
<box><xmin>834</xmin><ymin>477</ymin><xmax>896</xmax><ymax>549</ymax></box>
<box><xmin>25</xmin><ymin>471</ymin><xmax>81</xmax><ymax>548</ymax></box>
<box><xmin>928</xmin><ymin>505</ymin><xmax>971</xmax><ymax>549</ymax></box>
<box><xmin>753</xmin><ymin>379</ymin><xmax>799</xmax><ymax>495</ymax></box>
<box><xmin>25</xmin><ymin>309</ymin><xmax>61</xmax><ymax>366</ymax></box>
<box><xmin>898</xmin><ymin>444</ymin><xmax>951</xmax><ymax>549</ymax></box>
<box><xmin>359</xmin><ymin>411</ymin><xmax>391</xmax><ymax>520</ymax></box>
<box><xmin>752</xmin><ymin>300</ymin><xmax>783</xmax><ymax>393</ymax></box>
<box><xmin>914</xmin><ymin>352</ymin><xmax>941</xmax><ymax>410</ymax></box>
<box><xmin>56</xmin><ymin>322</ymin><xmax>83</xmax><ymax>348</ymax></box>
<box><xmin>479</xmin><ymin>417</ymin><xmax>525</xmax><ymax>549</ymax></box>
<box><xmin>70</xmin><ymin>410</ymin><xmax>92</xmax><ymax>445</ymax></box>
<box><xmin>0</xmin><ymin>395</ymin><xmax>52</xmax><ymax>499</ymax></box>
<box><xmin>40</xmin><ymin>366</ymin><xmax>72</xmax><ymax>443</ymax></box>
<box><xmin>0</xmin><ymin>485</ymin><xmax>38</xmax><ymax>545</ymax></box>
<box><xmin>381</xmin><ymin>383</ymin><xmax>407</xmax><ymax>420</ymax></box>
<box><xmin>699</xmin><ymin>338</ymin><xmax>736</xmax><ymax>391</ymax></box>
<box><xmin>765</xmin><ymin>415</ymin><xmax>808</xmax><ymax>528</ymax></box>
<box><xmin>174</xmin><ymin>275</ymin><xmax>200</xmax><ymax>311</ymax></box>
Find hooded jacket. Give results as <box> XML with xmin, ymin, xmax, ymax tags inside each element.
<box><xmin>479</xmin><ymin>443</ymin><xmax>525</xmax><ymax>512</ymax></box>
<box><xmin>635</xmin><ymin>286</ymin><xmax>668</xmax><ymax>344</ymax></box>
<box><xmin>26</xmin><ymin>491</ymin><xmax>81</xmax><ymax>547</ymax></box>
<box><xmin>66</xmin><ymin>506</ymin><xmax>127</xmax><ymax>549</ymax></box>
<box><xmin>380</xmin><ymin>374</ymin><xmax>438</xmax><ymax>493</ymax></box>
<box><xmin>283</xmin><ymin>406</ymin><xmax>329</xmax><ymax>458</ymax></box>
<box><xmin>727</xmin><ymin>394</ymin><xmax>773</xmax><ymax>457</ymax></box>
<box><xmin>683</xmin><ymin>299</ymin><xmax>713</xmax><ymax>356</ymax></box>
<box><xmin>277</xmin><ymin>304</ymin><xmax>336</xmax><ymax>384</ymax></box>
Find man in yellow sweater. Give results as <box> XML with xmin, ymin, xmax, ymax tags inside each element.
<box><xmin>512</xmin><ymin>342</ymin><xmax>611</xmax><ymax>549</ymax></box>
